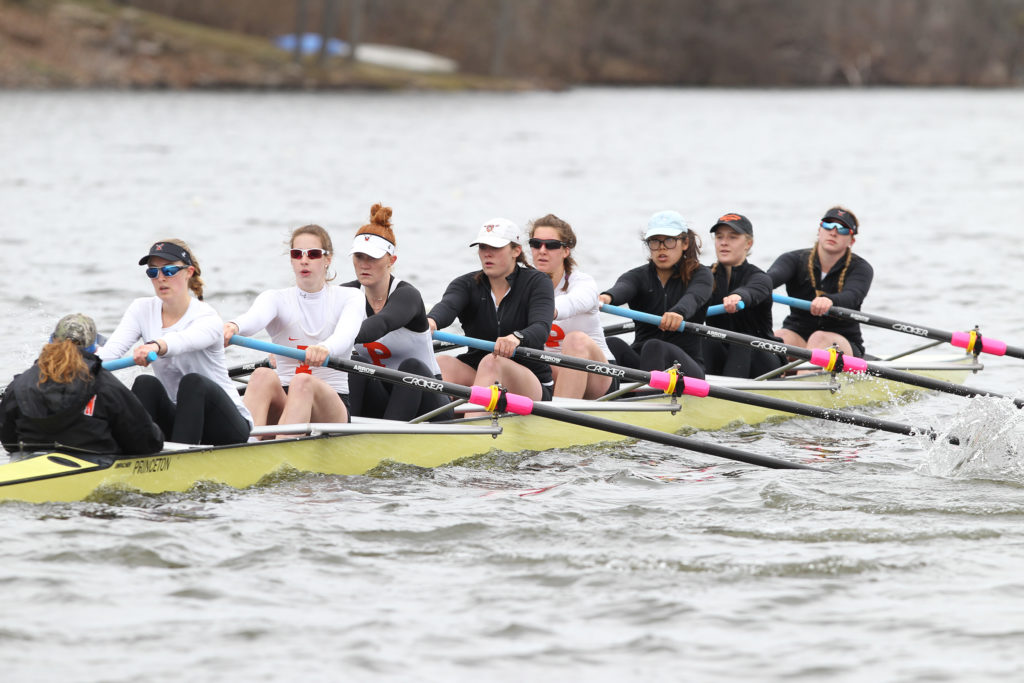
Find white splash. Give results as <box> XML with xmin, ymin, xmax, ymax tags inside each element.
<box><xmin>920</xmin><ymin>396</ymin><xmax>1024</xmax><ymax>481</ymax></box>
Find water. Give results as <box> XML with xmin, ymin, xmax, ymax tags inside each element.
<box><xmin>2</xmin><ymin>88</ymin><xmax>1024</xmax><ymax>682</ymax></box>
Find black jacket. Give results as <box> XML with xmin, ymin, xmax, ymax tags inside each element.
<box><xmin>428</xmin><ymin>266</ymin><xmax>554</xmax><ymax>385</ymax></box>
<box><xmin>705</xmin><ymin>260</ymin><xmax>775</xmax><ymax>339</ymax></box>
<box><xmin>602</xmin><ymin>262</ymin><xmax>713</xmax><ymax>364</ymax></box>
<box><xmin>0</xmin><ymin>353</ymin><xmax>164</xmax><ymax>456</ymax></box>
<box><xmin>767</xmin><ymin>248</ymin><xmax>873</xmax><ymax>352</ymax></box>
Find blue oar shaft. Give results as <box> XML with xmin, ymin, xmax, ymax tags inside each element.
<box><xmin>706</xmin><ymin>301</ymin><xmax>744</xmax><ymax>316</ymax></box>
<box><xmin>102</xmin><ymin>351</ymin><xmax>157</xmax><ymax>371</ymax></box>
<box><xmin>772</xmin><ymin>293</ymin><xmax>1024</xmax><ymax>359</ymax></box>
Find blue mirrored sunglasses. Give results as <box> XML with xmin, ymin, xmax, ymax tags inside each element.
<box><xmin>145</xmin><ymin>265</ymin><xmax>189</xmax><ymax>279</ymax></box>
<box><xmin>819</xmin><ymin>221</ymin><xmax>853</xmax><ymax>235</ymax></box>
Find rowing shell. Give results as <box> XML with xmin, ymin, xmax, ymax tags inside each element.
<box><xmin>0</xmin><ymin>352</ymin><xmax>982</xmax><ymax>503</ymax></box>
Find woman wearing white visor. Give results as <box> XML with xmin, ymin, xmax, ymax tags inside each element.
<box><xmin>342</xmin><ymin>203</ymin><xmax>450</xmax><ymax>421</ymax></box>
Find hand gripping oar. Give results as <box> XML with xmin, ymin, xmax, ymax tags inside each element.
<box><xmin>229</xmin><ymin>334</ymin><xmax>820</xmax><ymax>471</ymax></box>
<box><xmin>772</xmin><ymin>293</ymin><xmax>1024</xmax><ymax>360</ymax></box>
<box><xmin>101</xmin><ymin>351</ymin><xmax>158</xmax><ymax>371</ymax></box>
<box><xmin>601</xmin><ymin>304</ymin><xmax>1024</xmax><ymax>409</ymax></box>
<box><xmin>432</xmin><ymin>331</ymin><xmax>961</xmax><ymax>445</ymax></box>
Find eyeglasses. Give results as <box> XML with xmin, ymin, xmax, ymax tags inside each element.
<box><xmin>145</xmin><ymin>265</ymin><xmax>189</xmax><ymax>279</ymax></box>
<box><xmin>819</xmin><ymin>221</ymin><xmax>853</xmax><ymax>235</ymax></box>
<box><xmin>528</xmin><ymin>238</ymin><xmax>566</xmax><ymax>251</ymax></box>
<box><xmin>645</xmin><ymin>236</ymin><xmax>682</xmax><ymax>250</ymax></box>
<box><xmin>290</xmin><ymin>248</ymin><xmax>330</xmax><ymax>260</ymax></box>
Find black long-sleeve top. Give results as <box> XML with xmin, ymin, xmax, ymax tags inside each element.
<box><xmin>705</xmin><ymin>260</ymin><xmax>776</xmax><ymax>339</ymax></box>
<box><xmin>428</xmin><ymin>266</ymin><xmax>555</xmax><ymax>385</ymax></box>
<box><xmin>1</xmin><ymin>353</ymin><xmax>164</xmax><ymax>456</ymax></box>
<box><xmin>602</xmin><ymin>262</ymin><xmax>713</xmax><ymax>364</ymax></box>
<box><xmin>767</xmin><ymin>248</ymin><xmax>874</xmax><ymax>351</ymax></box>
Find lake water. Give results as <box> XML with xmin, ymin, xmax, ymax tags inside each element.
<box><xmin>2</xmin><ymin>88</ymin><xmax>1024</xmax><ymax>682</ymax></box>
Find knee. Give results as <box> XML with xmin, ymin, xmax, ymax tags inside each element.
<box><xmin>248</xmin><ymin>367</ymin><xmax>279</xmax><ymax>390</ymax></box>
<box><xmin>561</xmin><ymin>332</ymin><xmax>589</xmax><ymax>355</ymax></box>
<box><xmin>397</xmin><ymin>358</ymin><xmax>430</xmax><ymax>375</ymax></box>
<box><xmin>476</xmin><ymin>354</ymin><xmax>500</xmax><ymax>374</ymax></box>
<box><xmin>288</xmin><ymin>373</ymin><xmax>315</xmax><ymax>395</ymax></box>
<box><xmin>132</xmin><ymin>374</ymin><xmax>161</xmax><ymax>392</ymax></box>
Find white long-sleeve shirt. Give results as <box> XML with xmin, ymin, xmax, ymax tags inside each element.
<box><xmin>99</xmin><ymin>296</ymin><xmax>253</xmax><ymax>426</ymax></box>
<box><xmin>230</xmin><ymin>285</ymin><xmax>365</xmax><ymax>393</ymax></box>
<box><xmin>549</xmin><ymin>270</ymin><xmax>613</xmax><ymax>361</ymax></box>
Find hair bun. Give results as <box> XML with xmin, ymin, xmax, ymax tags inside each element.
<box><xmin>370</xmin><ymin>203</ymin><xmax>393</xmax><ymax>229</ymax></box>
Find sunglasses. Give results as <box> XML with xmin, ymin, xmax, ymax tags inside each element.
<box><xmin>528</xmin><ymin>238</ymin><xmax>567</xmax><ymax>250</ymax></box>
<box><xmin>145</xmin><ymin>265</ymin><xmax>189</xmax><ymax>279</ymax></box>
<box><xmin>820</xmin><ymin>221</ymin><xmax>853</xmax><ymax>235</ymax></box>
<box><xmin>645</xmin><ymin>236</ymin><xmax>682</xmax><ymax>250</ymax></box>
<box><xmin>290</xmin><ymin>248</ymin><xmax>330</xmax><ymax>260</ymax></box>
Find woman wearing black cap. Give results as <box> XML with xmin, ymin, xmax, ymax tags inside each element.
<box><xmin>701</xmin><ymin>213</ymin><xmax>784</xmax><ymax>378</ymax></box>
<box><xmin>767</xmin><ymin>207</ymin><xmax>874</xmax><ymax>357</ymax></box>
<box><xmin>99</xmin><ymin>239</ymin><xmax>253</xmax><ymax>445</ymax></box>
<box><xmin>1</xmin><ymin>314</ymin><xmax>164</xmax><ymax>457</ymax></box>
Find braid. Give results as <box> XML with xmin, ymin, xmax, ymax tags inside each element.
<box><xmin>836</xmin><ymin>248</ymin><xmax>854</xmax><ymax>292</ymax></box>
<box><xmin>710</xmin><ymin>261</ymin><xmax>719</xmax><ymax>292</ymax></box>
<box><xmin>807</xmin><ymin>244</ymin><xmax>853</xmax><ymax>296</ymax></box>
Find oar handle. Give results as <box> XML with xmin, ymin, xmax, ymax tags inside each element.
<box><xmin>102</xmin><ymin>351</ymin><xmax>157</xmax><ymax>371</ymax></box>
<box><xmin>706</xmin><ymin>301</ymin><xmax>745</xmax><ymax>317</ymax></box>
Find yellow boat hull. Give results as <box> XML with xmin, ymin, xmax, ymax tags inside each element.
<box><xmin>0</xmin><ymin>353</ymin><xmax>984</xmax><ymax>503</ymax></box>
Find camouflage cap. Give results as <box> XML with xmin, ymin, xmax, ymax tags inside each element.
<box><xmin>52</xmin><ymin>313</ymin><xmax>98</xmax><ymax>349</ymax></box>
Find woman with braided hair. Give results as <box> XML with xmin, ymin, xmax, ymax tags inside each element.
<box><xmin>767</xmin><ymin>207</ymin><xmax>874</xmax><ymax>357</ymax></box>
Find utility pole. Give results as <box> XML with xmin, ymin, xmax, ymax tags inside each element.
<box><xmin>491</xmin><ymin>0</ymin><xmax>512</xmax><ymax>77</ymax></box>
<box><xmin>348</xmin><ymin>0</ymin><xmax>364</xmax><ymax>64</ymax></box>
<box><xmin>293</xmin><ymin>0</ymin><xmax>308</xmax><ymax>63</ymax></box>
<box><xmin>318</xmin><ymin>0</ymin><xmax>339</xmax><ymax>65</ymax></box>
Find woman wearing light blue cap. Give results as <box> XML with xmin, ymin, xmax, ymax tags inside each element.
<box><xmin>599</xmin><ymin>210</ymin><xmax>713</xmax><ymax>381</ymax></box>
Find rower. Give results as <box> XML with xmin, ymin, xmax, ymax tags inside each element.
<box><xmin>1</xmin><ymin>314</ymin><xmax>163</xmax><ymax>457</ymax></box>
<box><xmin>100</xmin><ymin>240</ymin><xmax>252</xmax><ymax>446</ymax></box>
<box><xmin>599</xmin><ymin>210</ymin><xmax>712</xmax><ymax>380</ymax></box>
<box><xmin>342</xmin><ymin>203</ymin><xmax>451</xmax><ymax>421</ymax></box>
<box><xmin>427</xmin><ymin>218</ymin><xmax>555</xmax><ymax>401</ymax></box>
<box><xmin>767</xmin><ymin>207</ymin><xmax>874</xmax><ymax>358</ymax></box>
<box><xmin>702</xmin><ymin>213</ymin><xmax>785</xmax><ymax>378</ymax></box>
<box><xmin>528</xmin><ymin>213</ymin><xmax>615</xmax><ymax>399</ymax></box>
<box><xmin>223</xmin><ymin>225</ymin><xmax>365</xmax><ymax>436</ymax></box>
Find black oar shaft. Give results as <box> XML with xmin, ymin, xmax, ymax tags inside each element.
<box><xmin>229</xmin><ymin>335</ymin><xmax>816</xmax><ymax>471</ymax></box>
<box><xmin>775</xmin><ymin>295</ymin><xmax>1024</xmax><ymax>360</ymax></box>
<box><xmin>503</xmin><ymin>343</ymin><xmax>954</xmax><ymax>443</ymax></box>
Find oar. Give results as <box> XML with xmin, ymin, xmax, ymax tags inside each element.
<box><xmin>705</xmin><ymin>301</ymin><xmax>745</xmax><ymax>316</ymax></box>
<box><xmin>432</xmin><ymin>319</ymin><xmax>646</xmax><ymax>353</ymax></box>
<box><xmin>601</xmin><ymin>304</ymin><xmax>1024</xmax><ymax>408</ymax></box>
<box><xmin>102</xmin><ymin>351</ymin><xmax>157</xmax><ymax>371</ymax></box>
<box><xmin>227</xmin><ymin>358</ymin><xmax>272</xmax><ymax>379</ymax></box>
<box><xmin>229</xmin><ymin>334</ymin><xmax>820</xmax><ymax>471</ymax></box>
<box><xmin>772</xmin><ymin>293</ymin><xmax>1024</xmax><ymax>360</ymax></box>
<box><xmin>432</xmin><ymin>331</ymin><xmax>960</xmax><ymax>445</ymax></box>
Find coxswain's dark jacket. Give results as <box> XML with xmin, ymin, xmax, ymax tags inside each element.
<box><xmin>0</xmin><ymin>353</ymin><xmax>164</xmax><ymax>456</ymax></box>
<box><xmin>427</xmin><ymin>266</ymin><xmax>555</xmax><ymax>385</ymax></box>
<box><xmin>601</xmin><ymin>262</ymin><xmax>713</xmax><ymax>365</ymax></box>
<box><xmin>706</xmin><ymin>260</ymin><xmax>776</xmax><ymax>339</ymax></box>
<box><xmin>767</xmin><ymin>248</ymin><xmax>873</xmax><ymax>353</ymax></box>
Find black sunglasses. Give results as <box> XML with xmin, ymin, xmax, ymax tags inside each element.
<box><xmin>528</xmin><ymin>238</ymin><xmax>567</xmax><ymax>250</ymax></box>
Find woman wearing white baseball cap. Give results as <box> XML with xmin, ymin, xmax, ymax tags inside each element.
<box><xmin>342</xmin><ymin>203</ymin><xmax>450</xmax><ymax>421</ymax></box>
<box><xmin>599</xmin><ymin>210</ymin><xmax>713</xmax><ymax>380</ymax></box>
<box><xmin>427</xmin><ymin>218</ymin><xmax>555</xmax><ymax>401</ymax></box>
